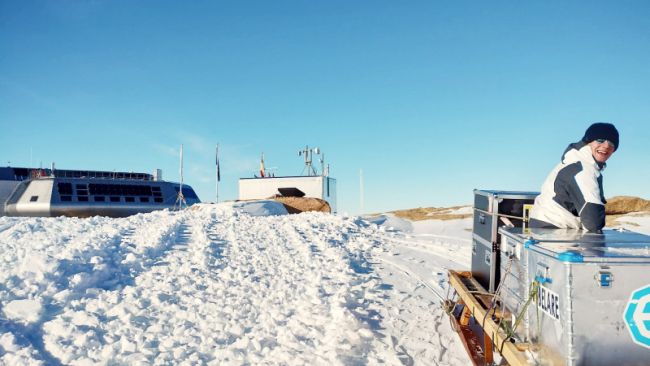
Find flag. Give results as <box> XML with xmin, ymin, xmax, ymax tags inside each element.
<box><xmin>260</xmin><ymin>153</ymin><xmax>265</xmax><ymax>178</ymax></box>
<box><xmin>216</xmin><ymin>145</ymin><xmax>221</xmax><ymax>182</ymax></box>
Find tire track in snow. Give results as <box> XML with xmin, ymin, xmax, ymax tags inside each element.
<box><xmin>281</xmin><ymin>214</ymin><xmax>378</xmax><ymax>364</ymax></box>
<box><xmin>358</xmin><ymin>228</ymin><xmax>471</xmax><ymax>366</ymax></box>
<box><xmin>235</xmin><ymin>213</ymin><xmax>353</xmax><ymax>364</ymax></box>
<box><xmin>281</xmin><ymin>214</ymin><xmax>460</xmax><ymax>365</ymax></box>
<box><xmin>182</xmin><ymin>209</ymin><xmax>351</xmax><ymax>364</ymax></box>
<box><xmin>284</xmin><ymin>213</ymin><xmax>425</xmax><ymax>365</ymax></box>
<box><xmin>365</xmin><ymin>238</ymin><xmax>446</xmax><ymax>366</ymax></box>
<box><xmin>195</xmin><ymin>210</ymin><xmax>388</xmax><ymax>364</ymax></box>
<box><xmin>76</xmin><ymin>210</ymin><xmax>227</xmax><ymax>365</ymax></box>
<box><xmin>370</xmin><ymin>232</ymin><xmax>470</xmax><ymax>267</ymax></box>
<box><xmin>375</xmin><ymin>255</ymin><xmax>445</xmax><ymax>302</ymax></box>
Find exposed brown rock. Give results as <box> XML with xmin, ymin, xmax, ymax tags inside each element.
<box><xmin>271</xmin><ymin>196</ymin><xmax>331</xmax><ymax>214</ymax></box>
<box><xmin>389</xmin><ymin>206</ymin><xmax>472</xmax><ymax>221</ymax></box>
<box><xmin>605</xmin><ymin>196</ymin><xmax>650</xmax><ymax>215</ymax></box>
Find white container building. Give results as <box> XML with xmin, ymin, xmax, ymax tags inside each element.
<box><xmin>238</xmin><ymin>175</ymin><xmax>337</xmax><ymax>214</ymax></box>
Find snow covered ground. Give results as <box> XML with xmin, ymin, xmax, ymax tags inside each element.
<box><xmin>0</xmin><ymin>202</ymin><xmax>473</xmax><ymax>365</ymax></box>
<box><xmin>1</xmin><ymin>202</ymin><xmax>648</xmax><ymax>365</ymax></box>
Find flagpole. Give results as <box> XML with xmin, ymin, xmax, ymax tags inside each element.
<box><xmin>215</xmin><ymin>144</ymin><xmax>220</xmax><ymax>203</ymax></box>
<box><xmin>175</xmin><ymin>144</ymin><xmax>186</xmax><ymax>210</ymax></box>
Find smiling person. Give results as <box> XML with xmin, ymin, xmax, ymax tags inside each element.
<box><xmin>529</xmin><ymin>123</ymin><xmax>619</xmax><ymax>233</ymax></box>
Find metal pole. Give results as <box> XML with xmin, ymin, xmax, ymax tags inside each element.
<box><xmin>180</xmin><ymin>144</ymin><xmax>184</xmax><ymax>193</ymax></box>
<box><xmin>175</xmin><ymin>144</ymin><xmax>186</xmax><ymax>210</ymax></box>
<box><xmin>321</xmin><ymin>153</ymin><xmax>325</xmax><ymax>176</ymax></box>
<box><xmin>216</xmin><ymin>144</ymin><xmax>220</xmax><ymax>203</ymax></box>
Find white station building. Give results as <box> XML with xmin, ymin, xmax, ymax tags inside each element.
<box><xmin>239</xmin><ymin>175</ymin><xmax>337</xmax><ymax>213</ymax></box>
<box><xmin>238</xmin><ymin>146</ymin><xmax>338</xmax><ymax>213</ymax></box>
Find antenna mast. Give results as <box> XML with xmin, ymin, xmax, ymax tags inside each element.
<box><xmin>299</xmin><ymin>145</ymin><xmax>321</xmax><ymax>176</ymax></box>
<box><xmin>175</xmin><ymin>144</ymin><xmax>187</xmax><ymax>210</ymax></box>
<box><xmin>320</xmin><ymin>153</ymin><xmax>325</xmax><ymax>177</ymax></box>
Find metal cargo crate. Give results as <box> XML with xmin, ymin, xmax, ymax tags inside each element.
<box><xmin>472</xmin><ymin>190</ymin><xmax>538</xmax><ymax>292</ymax></box>
<box><xmin>499</xmin><ymin>227</ymin><xmax>650</xmax><ymax>366</ymax></box>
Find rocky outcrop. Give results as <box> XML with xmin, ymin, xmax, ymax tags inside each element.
<box><xmin>271</xmin><ymin>196</ymin><xmax>331</xmax><ymax>214</ymax></box>
<box><xmin>606</xmin><ymin>196</ymin><xmax>650</xmax><ymax>215</ymax></box>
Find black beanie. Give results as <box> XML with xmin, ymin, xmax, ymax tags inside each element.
<box><xmin>582</xmin><ymin>123</ymin><xmax>619</xmax><ymax>151</ymax></box>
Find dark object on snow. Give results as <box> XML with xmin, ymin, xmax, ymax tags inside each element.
<box><xmin>277</xmin><ymin>187</ymin><xmax>305</xmax><ymax>197</ymax></box>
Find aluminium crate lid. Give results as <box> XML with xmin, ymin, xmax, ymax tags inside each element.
<box><xmin>499</xmin><ymin>227</ymin><xmax>650</xmax><ymax>262</ymax></box>
<box><xmin>473</xmin><ymin>189</ymin><xmax>539</xmax><ymax>198</ymax></box>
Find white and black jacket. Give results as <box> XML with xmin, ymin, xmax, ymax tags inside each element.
<box><xmin>529</xmin><ymin>142</ymin><xmax>607</xmax><ymax>232</ymax></box>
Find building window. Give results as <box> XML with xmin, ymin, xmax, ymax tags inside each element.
<box><xmin>94</xmin><ymin>196</ymin><xmax>105</xmax><ymax>202</ymax></box>
<box><xmin>110</xmin><ymin>196</ymin><xmax>121</xmax><ymax>202</ymax></box>
<box><xmin>76</xmin><ymin>184</ymin><xmax>88</xmax><ymax>197</ymax></box>
<box><xmin>57</xmin><ymin>183</ymin><xmax>73</xmax><ymax>195</ymax></box>
<box><xmin>78</xmin><ymin>196</ymin><xmax>89</xmax><ymax>202</ymax></box>
<box><xmin>61</xmin><ymin>196</ymin><xmax>72</xmax><ymax>202</ymax></box>
<box><xmin>154</xmin><ymin>197</ymin><xmax>163</xmax><ymax>203</ymax></box>
<box><xmin>89</xmin><ymin>183</ymin><xmax>153</xmax><ymax>197</ymax></box>
<box><xmin>140</xmin><ymin>197</ymin><xmax>149</xmax><ymax>203</ymax></box>
<box><xmin>125</xmin><ymin>197</ymin><xmax>135</xmax><ymax>203</ymax></box>
<box><xmin>30</xmin><ymin>196</ymin><xmax>38</xmax><ymax>202</ymax></box>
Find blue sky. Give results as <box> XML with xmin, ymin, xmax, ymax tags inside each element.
<box><xmin>1</xmin><ymin>1</ymin><xmax>649</xmax><ymax>214</ymax></box>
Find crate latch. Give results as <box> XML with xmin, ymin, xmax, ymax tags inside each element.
<box><xmin>595</xmin><ymin>271</ymin><xmax>614</xmax><ymax>288</ymax></box>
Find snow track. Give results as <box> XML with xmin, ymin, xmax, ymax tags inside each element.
<box><xmin>0</xmin><ymin>204</ymin><xmax>472</xmax><ymax>365</ymax></box>
<box><xmin>360</xmin><ymin>229</ymin><xmax>471</xmax><ymax>366</ymax></box>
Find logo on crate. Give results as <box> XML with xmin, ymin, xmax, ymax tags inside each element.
<box><xmin>536</xmin><ymin>285</ymin><xmax>560</xmax><ymax>321</ymax></box>
<box><xmin>624</xmin><ymin>284</ymin><xmax>650</xmax><ymax>349</ymax></box>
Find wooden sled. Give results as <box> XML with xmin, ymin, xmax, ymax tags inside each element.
<box><xmin>446</xmin><ymin>270</ymin><xmax>530</xmax><ymax>366</ymax></box>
